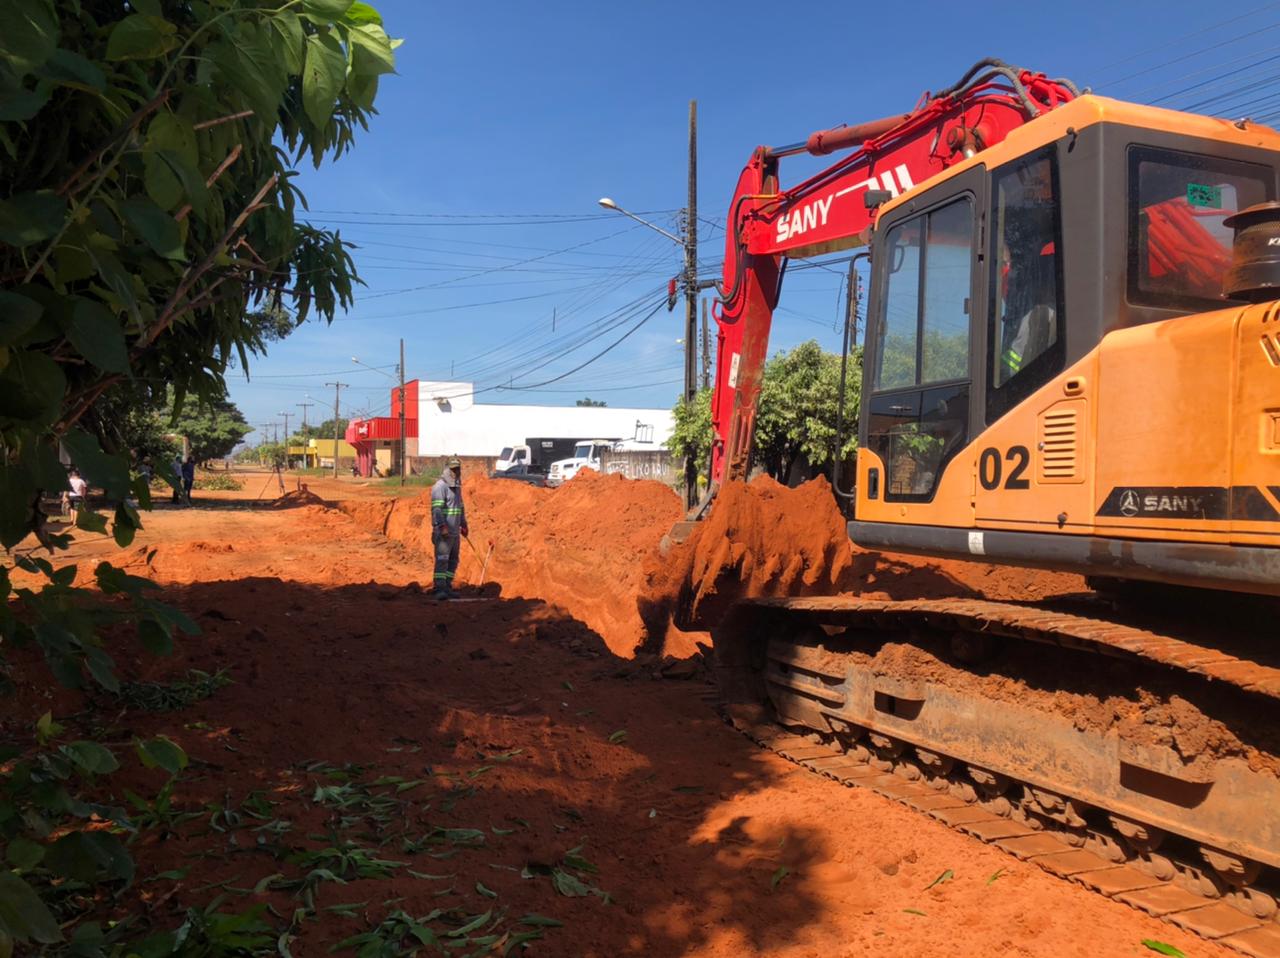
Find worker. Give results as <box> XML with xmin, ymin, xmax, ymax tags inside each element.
<box><xmin>68</xmin><ymin>468</ymin><xmax>88</xmax><ymax>512</ymax></box>
<box><xmin>181</xmin><ymin>455</ymin><xmax>195</xmax><ymax>503</ymax></box>
<box><xmin>171</xmin><ymin>454</ymin><xmax>184</xmax><ymax>504</ymax></box>
<box><xmin>430</xmin><ymin>456</ymin><xmax>469</xmax><ymax>600</ymax></box>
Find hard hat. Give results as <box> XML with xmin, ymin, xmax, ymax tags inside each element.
<box><xmin>446</xmin><ymin>456</ymin><xmax>462</xmax><ymax>469</ymax></box>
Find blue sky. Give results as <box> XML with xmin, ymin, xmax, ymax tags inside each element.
<box><xmin>231</xmin><ymin>0</ymin><xmax>1280</xmax><ymax>443</ymax></box>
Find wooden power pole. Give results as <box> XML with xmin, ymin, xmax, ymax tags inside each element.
<box><xmin>326</xmin><ymin>381</ymin><xmax>346</xmax><ymax>478</ymax></box>
<box><xmin>398</xmin><ymin>338</ymin><xmax>407</xmax><ymax>485</ymax></box>
<box><xmin>683</xmin><ymin>99</ymin><xmax>699</xmax><ymax>508</ymax></box>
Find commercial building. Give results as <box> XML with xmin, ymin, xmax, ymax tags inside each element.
<box><xmin>345</xmin><ymin>380</ymin><xmax>674</xmax><ymax>477</ymax></box>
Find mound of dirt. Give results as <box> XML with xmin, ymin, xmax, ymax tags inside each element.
<box><xmin>269</xmin><ymin>487</ymin><xmax>330</xmax><ymax>509</ymax></box>
<box><xmin>640</xmin><ymin>476</ymin><xmax>1086</xmax><ymax>653</ymax></box>
<box><xmin>341</xmin><ymin>470</ymin><xmax>698</xmax><ymax>657</ymax></box>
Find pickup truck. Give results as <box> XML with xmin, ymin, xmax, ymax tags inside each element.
<box><xmin>487</xmin><ymin>463</ymin><xmax>547</xmax><ymax>487</ymax></box>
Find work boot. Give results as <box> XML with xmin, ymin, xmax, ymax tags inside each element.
<box><xmin>433</xmin><ymin>588</ymin><xmax>451</xmax><ymax>602</ymax></box>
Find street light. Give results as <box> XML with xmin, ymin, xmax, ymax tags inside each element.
<box><xmin>599</xmin><ymin>195</ymin><xmax>700</xmax><ymax>507</ymax></box>
<box><xmin>596</xmin><ymin>198</ymin><xmax>685</xmax><ymax>245</ymax></box>
<box><xmin>352</xmin><ymin>341</ymin><xmax>407</xmax><ymax>486</ymax></box>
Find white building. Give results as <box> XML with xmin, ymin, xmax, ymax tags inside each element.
<box><xmin>346</xmin><ymin>380</ymin><xmax>674</xmax><ymax>476</ymax></box>
<box><xmin>416</xmin><ymin>381</ymin><xmax>673</xmax><ymax>457</ymax></box>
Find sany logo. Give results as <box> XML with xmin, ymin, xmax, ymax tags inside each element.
<box><xmin>776</xmin><ymin>164</ymin><xmax>916</xmax><ymax>243</ymax></box>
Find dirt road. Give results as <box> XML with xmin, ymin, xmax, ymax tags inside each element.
<box><xmin>4</xmin><ymin>476</ymin><xmax>1233</xmax><ymax>957</ymax></box>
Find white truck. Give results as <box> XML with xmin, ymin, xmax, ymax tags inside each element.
<box><xmin>493</xmin><ymin>437</ymin><xmax>580</xmax><ymax>476</ymax></box>
<box><xmin>545</xmin><ymin>439</ymin><xmax>618</xmax><ymax>487</ymax></box>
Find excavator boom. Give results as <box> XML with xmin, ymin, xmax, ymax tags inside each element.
<box><xmin>711</xmin><ymin>61</ymin><xmax>1078</xmax><ymax>483</ymax></box>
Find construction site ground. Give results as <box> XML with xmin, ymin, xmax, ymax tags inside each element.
<box><xmin>3</xmin><ymin>469</ymin><xmax>1242</xmax><ymax>957</ymax></box>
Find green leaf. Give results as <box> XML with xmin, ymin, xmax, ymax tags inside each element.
<box><xmin>0</xmin><ymin>349</ymin><xmax>65</xmax><ymax>429</ymax></box>
<box><xmin>62</xmin><ymin>740</ymin><xmax>120</xmax><ymax>775</ymax></box>
<box><xmin>84</xmin><ymin>646</ymin><xmax>120</xmax><ymax>693</ymax></box>
<box><xmin>67</xmin><ymin>298</ymin><xmax>129</xmax><ymax>373</ymax></box>
<box><xmin>902</xmin><ymin>908</ymin><xmax>927</xmax><ymax>916</ymax></box>
<box><xmin>444</xmin><ymin>910</ymin><xmax>491</xmax><ymax>938</ymax></box>
<box><xmin>348</xmin><ymin>23</ymin><xmax>397</xmax><ymax>77</ymax></box>
<box><xmin>475</xmin><ymin>881</ymin><xmax>497</xmax><ymax>899</ymax></box>
<box><xmin>136</xmin><ymin>735</ymin><xmax>187</xmax><ymax>774</ymax></box>
<box><xmin>924</xmin><ymin>868</ymin><xmax>953</xmax><ymax>890</ymax></box>
<box><xmin>61</xmin><ymin>430</ymin><xmax>131</xmax><ymax>498</ymax></box>
<box><xmin>550</xmin><ymin>869</ymin><xmax>592</xmax><ymax>898</ymax></box>
<box><xmin>0</xmin><ymin>871</ymin><xmax>62</xmax><ymax>944</ymax></box>
<box><xmin>986</xmin><ymin>867</ymin><xmax>1005</xmax><ymax>885</ymax></box>
<box><xmin>342</xmin><ymin>2</ymin><xmax>383</xmax><ymax>24</ymax></box>
<box><xmin>1141</xmin><ymin>942</ymin><xmax>1186</xmax><ymax>958</ymax></box>
<box><xmin>302</xmin><ymin>0</ymin><xmax>355</xmax><ymax>18</ymax></box>
<box><xmin>0</xmin><ymin>190</ymin><xmax>66</xmax><ymax>247</ymax></box>
<box><xmin>0</xmin><ymin>82</ymin><xmax>51</xmax><ymax>122</ymax></box>
<box><xmin>607</xmin><ymin>729</ymin><xmax>628</xmax><ymax>744</ymax></box>
<box><xmin>75</xmin><ymin>507</ymin><xmax>108</xmax><ymax>534</ymax></box>
<box><xmin>138</xmin><ymin>618</ymin><xmax>174</xmax><ymax>656</ymax></box>
<box><xmin>0</xmin><ymin>0</ymin><xmax>60</xmax><ymax>77</ymax></box>
<box><xmin>105</xmin><ymin>14</ymin><xmax>177</xmax><ymax>62</ymax></box>
<box><xmin>37</xmin><ymin>48</ymin><xmax>106</xmax><ymax>92</ymax></box>
<box><xmin>35</xmin><ymin>710</ymin><xmax>64</xmax><ymax>744</ymax></box>
<box><xmin>517</xmin><ymin>915</ymin><xmax>563</xmax><ymax>928</ymax></box>
<box><xmin>120</xmin><ymin>197</ymin><xmax>184</xmax><ymax>261</ymax></box>
<box><xmin>112</xmin><ymin>501</ymin><xmax>140</xmax><ymax>548</ymax></box>
<box><xmin>0</xmin><ymin>291</ymin><xmax>43</xmax><ymax>346</ymax></box>
<box><xmin>770</xmin><ymin>865</ymin><xmax>790</xmax><ymax>890</ymax></box>
<box><xmin>269</xmin><ymin>11</ymin><xmax>306</xmax><ymax>74</ymax></box>
<box><xmin>301</xmin><ymin>32</ymin><xmax>347</xmax><ymax>127</ymax></box>
<box><xmin>45</xmin><ymin>831</ymin><xmax>134</xmax><ymax>884</ymax></box>
<box><xmin>5</xmin><ymin>837</ymin><xmax>45</xmax><ymax>871</ymax></box>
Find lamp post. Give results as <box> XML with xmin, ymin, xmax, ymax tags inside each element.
<box><xmin>597</xmin><ymin>101</ymin><xmax>702</xmax><ymax>507</ymax></box>
<box><xmin>352</xmin><ymin>340</ymin><xmax>407</xmax><ymax>486</ymax></box>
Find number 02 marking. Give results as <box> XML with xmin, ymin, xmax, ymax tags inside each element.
<box><xmin>979</xmin><ymin>445</ymin><xmax>1031</xmax><ymax>491</ymax></box>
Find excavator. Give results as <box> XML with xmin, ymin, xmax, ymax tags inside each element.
<box><xmin>693</xmin><ymin>58</ymin><xmax>1280</xmax><ymax>953</ymax></box>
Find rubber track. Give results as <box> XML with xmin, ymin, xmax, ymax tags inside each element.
<box><xmin>746</xmin><ymin>596</ymin><xmax>1280</xmax><ymax>700</ymax></box>
<box><xmin>722</xmin><ymin>711</ymin><xmax>1280</xmax><ymax>957</ymax></box>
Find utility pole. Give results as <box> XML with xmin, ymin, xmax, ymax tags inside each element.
<box><xmin>700</xmin><ymin>297</ymin><xmax>711</xmax><ymax>390</ymax></box>
<box><xmin>683</xmin><ymin>98</ymin><xmax>699</xmax><ymax>508</ymax></box>
<box><xmin>398</xmin><ymin>337</ymin><xmax>407</xmax><ymax>486</ymax></box>
<box><xmin>279</xmin><ymin>412</ymin><xmax>292</xmax><ymax>468</ymax></box>
<box><xmin>297</xmin><ymin>400</ymin><xmax>314</xmax><ymax>468</ymax></box>
<box><xmin>326</xmin><ymin>381</ymin><xmax>347</xmax><ymax>479</ymax></box>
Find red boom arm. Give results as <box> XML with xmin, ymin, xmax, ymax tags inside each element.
<box><xmin>709</xmin><ymin>60</ymin><xmax>1078</xmax><ymax>485</ymax></box>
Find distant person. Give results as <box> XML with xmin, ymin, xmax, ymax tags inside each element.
<box><xmin>138</xmin><ymin>457</ymin><xmax>152</xmax><ymax>485</ymax></box>
<box><xmin>430</xmin><ymin>456</ymin><xmax>468</xmax><ymax>600</ymax></box>
<box><xmin>181</xmin><ymin>456</ymin><xmax>195</xmax><ymax>503</ymax></box>
<box><xmin>171</xmin><ymin>454</ymin><xmax>184</xmax><ymax>504</ymax></box>
<box><xmin>68</xmin><ymin>468</ymin><xmax>88</xmax><ymax>511</ymax></box>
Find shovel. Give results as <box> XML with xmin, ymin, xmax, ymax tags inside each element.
<box><xmin>464</xmin><ymin>536</ymin><xmax>495</xmax><ymax>587</ymax></box>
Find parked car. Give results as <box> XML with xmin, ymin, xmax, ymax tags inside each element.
<box><xmin>488</xmin><ymin>463</ymin><xmax>547</xmax><ymax>487</ymax></box>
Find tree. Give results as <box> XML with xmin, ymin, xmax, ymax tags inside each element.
<box><xmin>755</xmin><ymin>340</ymin><xmax>861</xmax><ymax>481</ymax></box>
<box><xmin>667</xmin><ymin>387</ymin><xmax>712</xmax><ymax>483</ymax></box>
<box><xmin>0</xmin><ymin>3</ymin><xmax>400</xmax><ymax>948</ymax></box>
<box><xmin>298</xmin><ymin>416</ymin><xmax>347</xmax><ymax>441</ymax></box>
<box><xmin>0</xmin><ymin>0</ymin><xmax>400</xmax><ymax>549</ymax></box>
<box><xmin>665</xmin><ymin>342</ymin><xmax>861</xmax><ymax>485</ymax></box>
<box><xmin>168</xmin><ymin>395</ymin><xmax>253</xmax><ymax>461</ymax></box>
<box><xmin>576</xmin><ymin>397</ymin><xmax>607</xmax><ymax>407</ymax></box>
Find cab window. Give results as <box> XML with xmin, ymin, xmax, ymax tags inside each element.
<box><xmin>987</xmin><ymin>148</ymin><xmax>1064</xmax><ymax>423</ymax></box>
<box><xmin>869</xmin><ymin>196</ymin><xmax>975</xmax><ymax>501</ymax></box>
<box><xmin>1128</xmin><ymin>146</ymin><xmax>1272</xmax><ymax>311</ymax></box>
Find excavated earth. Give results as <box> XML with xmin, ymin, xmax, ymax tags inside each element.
<box><xmin>0</xmin><ymin>469</ymin><xmax>1258</xmax><ymax>957</ymax></box>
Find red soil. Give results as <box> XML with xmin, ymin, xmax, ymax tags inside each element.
<box><xmin>0</xmin><ymin>476</ymin><xmax>1238</xmax><ymax>957</ymax></box>
<box><xmin>640</xmin><ymin>475</ymin><xmax>1086</xmax><ymax>652</ymax></box>
<box><xmin>341</xmin><ymin>470</ymin><xmax>701</xmax><ymax>658</ymax></box>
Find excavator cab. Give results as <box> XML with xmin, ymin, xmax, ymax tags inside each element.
<box><xmin>852</xmin><ymin>96</ymin><xmax>1280</xmax><ymax>595</ymax></box>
